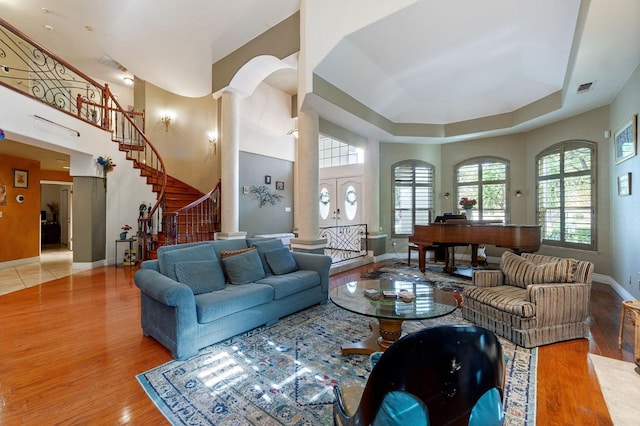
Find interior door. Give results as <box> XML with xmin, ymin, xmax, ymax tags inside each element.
<box><xmin>60</xmin><ymin>186</ymin><xmax>72</xmax><ymax>250</ymax></box>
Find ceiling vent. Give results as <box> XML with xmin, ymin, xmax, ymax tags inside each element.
<box><xmin>576</xmin><ymin>81</ymin><xmax>594</xmax><ymax>94</ymax></box>
<box><xmin>98</xmin><ymin>56</ymin><xmax>128</xmax><ymax>72</ymax></box>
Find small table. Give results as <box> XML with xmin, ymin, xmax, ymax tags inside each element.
<box><xmin>618</xmin><ymin>300</ymin><xmax>640</xmax><ymax>348</ymax></box>
<box><xmin>330</xmin><ymin>279</ymin><xmax>458</xmax><ymax>355</ymax></box>
<box><xmin>115</xmin><ymin>238</ymin><xmax>137</xmax><ymax>267</ymax></box>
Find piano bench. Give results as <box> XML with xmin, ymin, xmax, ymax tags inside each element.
<box><xmin>408</xmin><ymin>243</ymin><xmax>438</xmax><ymax>266</ymax></box>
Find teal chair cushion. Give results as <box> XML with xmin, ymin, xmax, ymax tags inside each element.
<box><xmin>372</xmin><ymin>391</ymin><xmax>429</xmax><ymax>426</ymax></box>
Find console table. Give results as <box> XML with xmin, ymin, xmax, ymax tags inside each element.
<box><xmin>115</xmin><ymin>238</ymin><xmax>137</xmax><ymax>267</ymax></box>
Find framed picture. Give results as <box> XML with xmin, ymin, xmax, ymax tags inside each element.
<box><xmin>0</xmin><ymin>184</ymin><xmax>7</xmax><ymax>205</ymax></box>
<box><xmin>264</xmin><ymin>175</ymin><xmax>271</xmax><ymax>184</ymax></box>
<box><xmin>275</xmin><ymin>181</ymin><xmax>285</xmax><ymax>190</ymax></box>
<box><xmin>617</xmin><ymin>172</ymin><xmax>631</xmax><ymax>196</ymax></box>
<box><xmin>13</xmin><ymin>169</ymin><xmax>28</xmax><ymax>188</ymax></box>
<box><xmin>614</xmin><ymin>114</ymin><xmax>637</xmax><ymax>164</ymax></box>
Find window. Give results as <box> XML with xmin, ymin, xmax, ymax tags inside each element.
<box><xmin>319</xmin><ymin>135</ymin><xmax>363</xmax><ymax>168</ymax></box>
<box><xmin>455</xmin><ymin>157</ymin><xmax>508</xmax><ymax>222</ymax></box>
<box><xmin>392</xmin><ymin>160</ymin><xmax>435</xmax><ymax>236</ymax></box>
<box><xmin>536</xmin><ymin>141</ymin><xmax>595</xmax><ymax>250</ymax></box>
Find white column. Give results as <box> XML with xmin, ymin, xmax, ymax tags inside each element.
<box><xmin>365</xmin><ymin>137</ymin><xmax>380</xmax><ymax>232</ymax></box>
<box><xmin>291</xmin><ymin>109</ymin><xmax>325</xmax><ymax>252</ymax></box>
<box><xmin>218</xmin><ymin>90</ymin><xmax>242</xmax><ymax>237</ymax></box>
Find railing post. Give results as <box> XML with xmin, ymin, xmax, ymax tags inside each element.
<box><xmin>103</xmin><ymin>84</ymin><xmax>110</xmax><ymax>130</ymax></box>
<box><xmin>76</xmin><ymin>93</ymin><xmax>83</xmax><ymax>119</ymax></box>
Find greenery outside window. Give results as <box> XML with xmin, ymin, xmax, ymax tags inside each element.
<box><xmin>392</xmin><ymin>160</ymin><xmax>435</xmax><ymax>236</ymax></box>
<box><xmin>536</xmin><ymin>141</ymin><xmax>596</xmax><ymax>250</ymax></box>
<box><xmin>455</xmin><ymin>157</ymin><xmax>508</xmax><ymax>222</ymax></box>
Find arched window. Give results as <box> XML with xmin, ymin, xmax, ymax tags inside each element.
<box><xmin>455</xmin><ymin>157</ymin><xmax>509</xmax><ymax>222</ymax></box>
<box><xmin>536</xmin><ymin>141</ymin><xmax>596</xmax><ymax>250</ymax></box>
<box><xmin>392</xmin><ymin>160</ymin><xmax>435</xmax><ymax>236</ymax></box>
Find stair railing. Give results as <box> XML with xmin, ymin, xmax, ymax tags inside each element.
<box><xmin>164</xmin><ymin>181</ymin><xmax>221</xmax><ymax>245</ymax></box>
<box><xmin>0</xmin><ymin>17</ymin><xmax>167</xmax><ymax>260</ymax></box>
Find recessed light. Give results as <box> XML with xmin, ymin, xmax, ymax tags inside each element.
<box><xmin>85</xmin><ymin>25</ymin><xmax>94</xmax><ymax>32</ymax></box>
<box><xmin>41</xmin><ymin>8</ymin><xmax>51</xmax><ymax>14</ymax></box>
<box><xmin>43</xmin><ymin>24</ymin><xmax>54</xmax><ymax>31</ymax></box>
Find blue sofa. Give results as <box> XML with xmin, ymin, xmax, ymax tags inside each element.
<box><xmin>134</xmin><ymin>238</ymin><xmax>332</xmax><ymax>360</ymax></box>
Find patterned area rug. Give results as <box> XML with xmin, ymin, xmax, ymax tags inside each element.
<box><xmin>137</xmin><ymin>303</ymin><xmax>537</xmax><ymax>425</ymax></box>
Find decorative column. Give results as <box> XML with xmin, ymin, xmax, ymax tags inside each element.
<box><xmin>216</xmin><ymin>90</ymin><xmax>245</xmax><ymax>240</ymax></box>
<box><xmin>364</xmin><ymin>137</ymin><xmax>386</xmax><ymax>257</ymax></box>
<box><xmin>291</xmin><ymin>109</ymin><xmax>325</xmax><ymax>253</ymax></box>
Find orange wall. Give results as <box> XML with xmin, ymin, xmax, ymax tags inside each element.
<box><xmin>40</xmin><ymin>169</ymin><xmax>73</xmax><ymax>182</ymax></box>
<box><xmin>0</xmin><ymin>154</ymin><xmax>42</xmax><ymax>261</ymax></box>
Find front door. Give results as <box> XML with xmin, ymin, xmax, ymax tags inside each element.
<box><xmin>319</xmin><ymin>177</ymin><xmax>362</xmax><ymax>227</ymax></box>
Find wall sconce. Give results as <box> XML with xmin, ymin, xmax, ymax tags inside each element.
<box><xmin>287</xmin><ymin>128</ymin><xmax>298</xmax><ymax>138</ymax></box>
<box><xmin>160</xmin><ymin>112</ymin><xmax>173</xmax><ymax>132</ymax></box>
<box><xmin>443</xmin><ymin>192</ymin><xmax>450</xmax><ymax>199</ymax></box>
<box><xmin>515</xmin><ymin>190</ymin><xmax>523</xmax><ymax>198</ymax></box>
<box><xmin>208</xmin><ymin>131</ymin><xmax>218</xmax><ymax>154</ymax></box>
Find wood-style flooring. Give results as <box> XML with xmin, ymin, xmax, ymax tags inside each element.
<box><xmin>0</xmin><ymin>258</ymin><xmax>634</xmax><ymax>424</ymax></box>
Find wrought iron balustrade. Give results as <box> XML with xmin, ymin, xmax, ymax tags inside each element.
<box><xmin>319</xmin><ymin>224</ymin><xmax>368</xmax><ymax>263</ymax></box>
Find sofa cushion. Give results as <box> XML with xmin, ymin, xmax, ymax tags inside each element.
<box><xmin>160</xmin><ymin>243</ymin><xmax>217</xmax><ymax>281</ymax></box>
<box><xmin>221</xmin><ymin>249</ymin><xmax>266</xmax><ymax>284</ymax></box>
<box><xmin>264</xmin><ymin>247</ymin><xmax>299</xmax><ymax>275</ymax></box>
<box><xmin>250</xmin><ymin>238</ymin><xmax>285</xmax><ymax>276</ymax></box>
<box><xmin>256</xmin><ymin>270</ymin><xmax>320</xmax><ymax>299</ymax></box>
<box><xmin>501</xmin><ymin>251</ymin><xmax>576</xmax><ymax>288</ymax></box>
<box><xmin>463</xmin><ymin>285</ymin><xmax>535</xmax><ymax>317</ymax></box>
<box><xmin>194</xmin><ymin>283</ymin><xmax>274</xmax><ymax>323</ymax></box>
<box><xmin>174</xmin><ymin>260</ymin><xmax>226</xmax><ymax>294</ymax></box>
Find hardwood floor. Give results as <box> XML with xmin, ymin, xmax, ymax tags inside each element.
<box><xmin>0</xmin><ymin>260</ymin><xmax>633</xmax><ymax>424</ymax></box>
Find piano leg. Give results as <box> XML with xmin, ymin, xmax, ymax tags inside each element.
<box><xmin>471</xmin><ymin>244</ymin><xmax>479</xmax><ymax>267</ymax></box>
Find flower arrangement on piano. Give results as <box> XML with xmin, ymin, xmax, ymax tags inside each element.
<box><xmin>459</xmin><ymin>197</ymin><xmax>477</xmax><ymax>209</ymax></box>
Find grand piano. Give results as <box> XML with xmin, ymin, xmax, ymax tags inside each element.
<box><xmin>408</xmin><ymin>215</ymin><xmax>541</xmax><ymax>273</ymax></box>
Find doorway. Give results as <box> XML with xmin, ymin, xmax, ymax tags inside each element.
<box><xmin>40</xmin><ymin>182</ymin><xmax>73</xmax><ymax>253</ymax></box>
<box><xmin>319</xmin><ymin>177</ymin><xmax>362</xmax><ymax>227</ymax></box>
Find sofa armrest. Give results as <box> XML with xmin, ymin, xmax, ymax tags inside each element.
<box><xmin>472</xmin><ymin>270</ymin><xmax>505</xmax><ymax>287</ymax></box>
<box><xmin>292</xmin><ymin>252</ymin><xmax>332</xmax><ymax>300</ymax></box>
<box><xmin>527</xmin><ymin>282</ymin><xmax>591</xmax><ymax>326</ymax></box>
<box><xmin>134</xmin><ymin>268</ymin><xmax>195</xmax><ymax>309</ymax></box>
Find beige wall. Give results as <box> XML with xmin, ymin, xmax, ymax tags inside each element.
<box><xmin>141</xmin><ymin>82</ymin><xmax>219</xmax><ymax>193</ymax></box>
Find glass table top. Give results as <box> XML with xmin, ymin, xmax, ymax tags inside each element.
<box><xmin>330</xmin><ymin>279</ymin><xmax>458</xmax><ymax>322</ymax></box>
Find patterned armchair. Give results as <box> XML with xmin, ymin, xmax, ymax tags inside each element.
<box><xmin>462</xmin><ymin>252</ymin><xmax>594</xmax><ymax>348</ymax></box>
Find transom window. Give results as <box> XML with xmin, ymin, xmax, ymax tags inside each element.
<box><xmin>392</xmin><ymin>160</ymin><xmax>435</xmax><ymax>236</ymax></box>
<box><xmin>536</xmin><ymin>141</ymin><xmax>596</xmax><ymax>250</ymax></box>
<box><xmin>319</xmin><ymin>135</ymin><xmax>363</xmax><ymax>168</ymax></box>
<box><xmin>455</xmin><ymin>157</ymin><xmax>508</xmax><ymax>222</ymax></box>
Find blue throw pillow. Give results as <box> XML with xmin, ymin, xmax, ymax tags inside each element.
<box><xmin>264</xmin><ymin>247</ymin><xmax>299</xmax><ymax>275</ymax></box>
<box><xmin>251</xmin><ymin>239</ymin><xmax>285</xmax><ymax>275</ymax></box>
<box><xmin>160</xmin><ymin>244</ymin><xmax>217</xmax><ymax>281</ymax></box>
<box><xmin>174</xmin><ymin>260</ymin><xmax>226</xmax><ymax>294</ymax></box>
<box><xmin>222</xmin><ymin>249</ymin><xmax>265</xmax><ymax>284</ymax></box>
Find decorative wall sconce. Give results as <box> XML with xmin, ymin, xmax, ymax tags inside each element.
<box><xmin>160</xmin><ymin>112</ymin><xmax>173</xmax><ymax>132</ymax></box>
<box><xmin>287</xmin><ymin>128</ymin><xmax>298</xmax><ymax>138</ymax></box>
<box><xmin>515</xmin><ymin>190</ymin><xmax>523</xmax><ymax>198</ymax></box>
<box><xmin>443</xmin><ymin>192</ymin><xmax>450</xmax><ymax>199</ymax></box>
<box><xmin>208</xmin><ymin>131</ymin><xmax>218</xmax><ymax>154</ymax></box>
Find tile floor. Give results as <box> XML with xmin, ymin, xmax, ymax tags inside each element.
<box><xmin>0</xmin><ymin>245</ymin><xmax>83</xmax><ymax>296</ymax></box>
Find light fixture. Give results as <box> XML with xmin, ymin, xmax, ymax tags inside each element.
<box><xmin>515</xmin><ymin>190</ymin><xmax>523</xmax><ymax>198</ymax></box>
<box><xmin>208</xmin><ymin>131</ymin><xmax>218</xmax><ymax>154</ymax></box>
<box><xmin>443</xmin><ymin>192</ymin><xmax>450</xmax><ymax>199</ymax></box>
<box><xmin>287</xmin><ymin>128</ymin><xmax>298</xmax><ymax>138</ymax></box>
<box><xmin>123</xmin><ymin>76</ymin><xmax>134</xmax><ymax>86</ymax></box>
<box><xmin>160</xmin><ymin>112</ymin><xmax>173</xmax><ymax>132</ymax></box>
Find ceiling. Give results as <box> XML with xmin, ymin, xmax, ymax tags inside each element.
<box><xmin>1</xmin><ymin>0</ymin><xmax>640</xmax><ymax>169</ymax></box>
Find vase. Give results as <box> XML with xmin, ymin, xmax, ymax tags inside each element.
<box><xmin>120</xmin><ymin>232</ymin><xmax>128</xmax><ymax>240</ymax></box>
<box><xmin>463</xmin><ymin>208</ymin><xmax>473</xmax><ymax>216</ymax></box>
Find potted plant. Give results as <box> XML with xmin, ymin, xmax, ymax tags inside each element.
<box><xmin>120</xmin><ymin>224</ymin><xmax>132</xmax><ymax>240</ymax></box>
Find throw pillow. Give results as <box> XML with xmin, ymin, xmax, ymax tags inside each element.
<box><xmin>251</xmin><ymin>239</ymin><xmax>285</xmax><ymax>275</ymax></box>
<box><xmin>221</xmin><ymin>249</ymin><xmax>265</xmax><ymax>284</ymax></box>
<box><xmin>174</xmin><ymin>260</ymin><xmax>226</xmax><ymax>294</ymax></box>
<box><xmin>501</xmin><ymin>251</ymin><xmax>576</xmax><ymax>288</ymax></box>
<box><xmin>219</xmin><ymin>247</ymin><xmax>254</xmax><ymax>260</ymax></box>
<box><xmin>264</xmin><ymin>247</ymin><xmax>299</xmax><ymax>275</ymax></box>
<box><xmin>160</xmin><ymin>243</ymin><xmax>217</xmax><ymax>281</ymax></box>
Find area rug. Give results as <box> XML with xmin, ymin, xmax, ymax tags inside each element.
<box><xmin>137</xmin><ymin>303</ymin><xmax>536</xmax><ymax>425</ymax></box>
<box><xmin>589</xmin><ymin>354</ymin><xmax>640</xmax><ymax>425</ymax></box>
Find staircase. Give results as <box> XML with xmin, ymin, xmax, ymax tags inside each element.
<box><xmin>1</xmin><ymin>18</ymin><xmax>221</xmax><ymax>260</ymax></box>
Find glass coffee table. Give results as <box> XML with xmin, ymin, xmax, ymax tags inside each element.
<box><xmin>330</xmin><ymin>279</ymin><xmax>458</xmax><ymax>355</ymax></box>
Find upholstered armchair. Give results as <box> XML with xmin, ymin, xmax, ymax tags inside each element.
<box><xmin>462</xmin><ymin>252</ymin><xmax>594</xmax><ymax>348</ymax></box>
